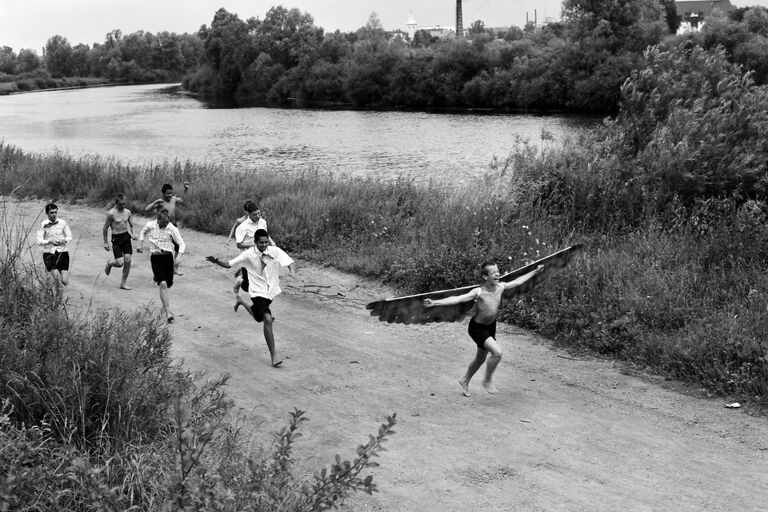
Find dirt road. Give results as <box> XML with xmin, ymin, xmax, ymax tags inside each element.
<box><xmin>14</xmin><ymin>199</ymin><xmax>768</xmax><ymax>511</ymax></box>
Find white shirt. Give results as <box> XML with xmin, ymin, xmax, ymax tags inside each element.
<box><xmin>228</xmin><ymin>246</ymin><xmax>293</xmax><ymax>299</ymax></box>
<box><xmin>235</xmin><ymin>217</ymin><xmax>268</xmax><ymax>247</ymax></box>
<box><xmin>36</xmin><ymin>219</ymin><xmax>72</xmax><ymax>253</ymax></box>
<box><xmin>139</xmin><ymin>220</ymin><xmax>185</xmax><ymax>255</ymax></box>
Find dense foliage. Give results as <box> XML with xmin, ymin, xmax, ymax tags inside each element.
<box><xmin>4</xmin><ymin>3</ymin><xmax>768</xmax><ymax>112</ymax></box>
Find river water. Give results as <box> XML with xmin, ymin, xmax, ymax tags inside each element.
<box><xmin>0</xmin><ymin>83</ymin><xmax>599</xmax><ymax>181</ymax></box>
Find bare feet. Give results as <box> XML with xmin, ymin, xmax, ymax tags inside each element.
<box><xmin>271</xmin><ymin>360</ymin><xmax>283</xmax><ymax>368</ymax></box>
<box><xmin>120</xmin><ymin>285</ymin><xmax>131</xmax><ymax>290</ymax></box>
<box><xmin>167</xmin><ymin>316</ymin><xmax>175</xmax><ymax>324</ymax></box>
<box><xmin>104</xmin><ymin>262</ymin><xmax>112</xmax><ymax>275</ymax></box>
<box><xmin>459</xmin><ymin>378</ymin><xmax>471</xmax><ymax>397</ymax></box>
<box><xmin>234</xmin><ymin>295</ymin><xmax>249</xmax><ymax>312</ymax></box>
<box><xmin>482</xmin><ymin>380</ymin><xmax>499</xmax><ymax>394</ymax></box>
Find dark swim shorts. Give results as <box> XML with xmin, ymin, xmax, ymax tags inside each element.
<box><xmin>250</xmin><ymin>296</ymin><xmax>273</xmax><ymax>322</ymax></box>
<box><xmin>468</xmin><ymin>318</ymin><xmax>496</xmax><ymax>348</ymax></box>
<box><xmin>43</xmin><ymin>251</ymin><xmax>70</xmax><ymax>272</ymax></box>
<box><xmin>150</xmin><ymin>252</ymin><xmax>175</xmax><ymax>287</ymax></box>
<box><xmin>111</xmin><ymin>232</ymin><xmax>133</xmax><ymax>259</ymax></box>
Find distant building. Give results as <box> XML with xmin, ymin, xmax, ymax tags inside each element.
<box><xmin>403</xmin><ymin>11</ymin><xmax>455</xmax><ymax>40</ymax></box>
<box><xmin>675</xmin><ymin>0</ymin><xmax>736</xmax><ymax>33</ymax></box>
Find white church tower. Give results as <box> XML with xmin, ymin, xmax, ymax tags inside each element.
<box><xmin>407</xmin><ymin>11</ymin><xmax>417</xmax><ymax>40</ymax></box>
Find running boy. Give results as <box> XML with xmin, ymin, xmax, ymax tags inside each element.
<box><xmin>137</xmin><ymin>210</ymin><xmax>185</xmax><ymax>323</ymax></box>
<box><xmin>207</xmin><ymin>229</ymin><xmax>294</xmax><ymax>367</ymax></box>
<box><xmin>231</xmin><ymin>202</ymin><xmax>274</xmax><ymax>299</ymax></box>
<box><xmin>36</xmin><ymin>202</ymin><xmax>72</xmax><ymax>294</ymax></box>
<box><xmin>103</xmin><ymin>193</ymin><xmax>137</xmax><ymax>290</ymax></box>
<box><xmin>145</xmin><ymin>182</ymin><xmax>189</xmax><ymax>275</ymax></box>
<box><xmin>423</xmin><ymin>261</ymin><xmax>543</xmax><ymax>397</ymax></box>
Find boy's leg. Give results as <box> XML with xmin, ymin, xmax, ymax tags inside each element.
<box><xmin>234</xmin><ymin>294</ymin><xmax>255</xmax><ymax>318</ymax></box>
<box><xmin>159</xmin><ymin>281</ymin><xmax>172</xmax><ymax>321</ymax></box>
<box><xmin>120</xmin><ymin>254</ymin><xmax>132</xmax><ymax>290</ymax></box>
<box><xmin>459</xmin><ymin>346</ymin><xmax>489</xmax><ymax>397</ymax></box>
<box><xmin>262</xmin><ymin>313</ymin><xmax>282</xmax><ymax>367</ymax></box>
<box><xmin>481</xmin><ymin>337</ymin><xmax>503</xmax><ymax>394</ymax></box>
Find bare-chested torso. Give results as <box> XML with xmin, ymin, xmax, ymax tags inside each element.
<box><xmin>107</xmin><ymin>207</ymin><xmax>132</xmax><ymax>234</ymax></box>
<box><xmin>160</xmin><ymin>197</ymin><xmax>180</xmax><ymax>222</ymax></box>
<box><xmin>472</xmin><ymin>284</ymin><xmax>504</xmax><ymax>324</ymax></box>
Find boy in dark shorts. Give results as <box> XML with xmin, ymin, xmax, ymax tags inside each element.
<box><xmin>145</xmin><ymin>182</ymin><xmax>189</xmax><ymax>275</ymax></box>
<box><xmin>36</xmin><ymin>202</ymin><xmax>72</xmax><ymax>295</ymax></box>
<box><xmin>103</xmin><ymin>193</ymin><xmax>137</xmax><ymax>290</ymax></box>
<box><xmin>206</xmin><ymin>229</ymin><xmax>294</xmax><ymax>367</ymax></box>
<box><xmin>423</xmin><ymin>261</ymin><xmax>543</xmax><ymax>397</ymax></box>
<box><xmin>137</xmin><ymin>210</ymin><xmax>185</xmax><ymax>323</ymax></box>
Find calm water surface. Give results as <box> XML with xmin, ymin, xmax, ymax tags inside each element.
<box><xmin>0</xmin><ymin>83</ymin><xmax>599</xmax><ymax>181</ymax></box>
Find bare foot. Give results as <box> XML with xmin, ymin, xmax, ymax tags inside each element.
<box><xmin>119</xmin><ymin>285</ymin><xmax>131</xmax><ymax>290</ymax></box>
<box><xmin>174</xmin><ymin>270</ymin><xmax>184</xmax><ymax>276</ymax></box>
<box><xmin>459</xmin><ymin>378</ymin><xmax>471</xmax><ymax>397</ymax></box>
<box><xmin>271</xmin><ymin>360</ymin><xmax>283</xmax><ymax>368</ymax></box>
<box><xmin>104</xmin><ymin>262</ymin><xmax>112</xmax><ymax>275</ymax></box>
<box><xmin>482</xmin><ymin>380</ymin><xmax>499</xmax><ymax>394</ymax></box>
<box><xmin>234</xmin><ymin>295</ymin><xmax>249</xmax><ymax>313</ymax></box>
<box><xmin>167</xmin><ymin>316</ymin><xmax>175</xmax><ymax>324</ymax></box>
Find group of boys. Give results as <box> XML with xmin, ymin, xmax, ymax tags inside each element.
<box><xmin>38</xmin><ymin>185</ymin><xmax>542</xmax><ymax>394</ymax></box>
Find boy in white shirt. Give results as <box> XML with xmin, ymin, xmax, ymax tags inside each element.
<box><xmin>36</xmin><ymin>202</ymin><xmax>72</xmax><ymax>294</ymax></box>
<box><xmin>207</xmin><ymin>229</ymin><xmax>293</xmax><ymax>367</ymax></box>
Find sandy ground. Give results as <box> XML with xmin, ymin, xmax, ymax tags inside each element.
<box><xmin>11</xmin><ymin>199</ymin><xmax>768</xmax><ymax>511</ymax></box>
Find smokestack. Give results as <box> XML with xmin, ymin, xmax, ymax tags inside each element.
<box><xmin>456</xmin><ymin>0</ymin><xmax>463</xmax><ymax>37</ymax></box>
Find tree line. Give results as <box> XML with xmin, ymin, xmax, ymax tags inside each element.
<box><xmin>2</xmin><ymin>2</ymin><xmax>768</xmax><ymax>113</ymax></box>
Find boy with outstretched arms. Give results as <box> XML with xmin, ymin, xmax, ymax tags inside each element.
<box><xmin>423</xmin><ymin>261</ymin><xmax>543</xmax><ymax>397</ymax></box>
<box><xmin>103</xmin><ymin>193</ymin><xmax>136</xmax><ymax>290</ymax></box>
<box><xmin>36</xmin><ymin>202</ymin><xmax>72</xmax><ymax>295</ymax></box>
<box><xmin>137</xmin><ymin>210</ymin><xmax>185</xmax><ymax>323</ymax></box>
<box><xmin>207</xmin><ymin>229</ymin><xmax>293</xmax><ymax>368</ymax></box>
<box><xmin>145</xmin><ymin>182</ymin><xmax>189</xmax><ymax>275</ymax></box>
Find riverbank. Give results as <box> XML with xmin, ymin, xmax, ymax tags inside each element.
<box><xmin>1</xmin><ymin>141</ymin><xmax>766</xmax><ymax>405</ymax></box>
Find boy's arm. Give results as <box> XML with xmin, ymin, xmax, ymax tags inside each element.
<box><xmin>136</xmin><ymin>222</ymin><xmax>149</xmax><ymax>252</ymax></box>
<box><xmin>63</xmin><ymin>222</ymin><xmax>73</xmax><ymax>244</ymax></box>
<box><xmin>36</xmin><ymin>223</ymin><xmax>48</xmax><ymax>246</ymax></box>
<box><xmin>501</xmin><ymin>265</ymin><xmax>544</xmax><ymax>291</ymax></box>
<box><xmin>128</xmin><ymin>213</ymin><xmax>136</xmax><ymax>239</ymax></box>
<box><xmin>423</xmin><ymin>288</ymin><xmax>479</xmax><ymax>308</ymax></box>
<box><xmin>145</xmin><ymin>199</ymin><xmax>161</xmax><ymax>212</ymax></box>
<box><xmin>227</xmin><ymin>218</ymin><xmax>243</xmax><ymax>242</ymax></box>
<box><xmin>172</xmin><ymin>227</ymin><xmax>186</xmax><ymax>255</ymax></box>
<box><xmin>206</xmin><ymin>255</ymin><xmax>233</xmax><ymax>269</ymax></box>
<box><xmin>103</xmin><ymin>213</ymin><xmax>113</xmax><ymax>249</ymax></box>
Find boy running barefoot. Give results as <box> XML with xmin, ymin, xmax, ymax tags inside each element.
<box><xmin>103</xmin><ymin>193</ymin><xmax>137</xmax><ymax>289</ymax></box>
<box><xmin>424</xmin><ymin>262</ymin><xmax>543</xmax><ymax>397</ymax></box>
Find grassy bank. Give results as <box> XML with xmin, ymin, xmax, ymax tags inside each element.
<box><xmin>0</xmin><ymin>197</ymin><xmax>395</xmax><ymax>509</ymax></box>
<box><xmin>0</xmin><ymin>73</ymin><xmax>111</xmax><ymax>95</ymax></box>
<box><xmin>1</xmin><ymin>134</ymin><xmax>766</xmax><ymax>405</ymax></box>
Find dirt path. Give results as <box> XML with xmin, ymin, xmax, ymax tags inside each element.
<box><xmin>12</xmin><ymin>199</ymin><xmax>768</xmax><ymax>511</ymax></box>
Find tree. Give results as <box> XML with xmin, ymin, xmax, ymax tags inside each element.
<box><xmin>660</xmin><ymin>0</ymin><xmax>681</xmax><ymax>34</ymax></box>
<box><xmin>44</xmin><ymin>35</ymin><xmax>73</xmax><ymax>76</ymax></box>
<box><xmin>0</xmin><ymin>46</ymin><xmax>16</xmax><ymax>74</ymax></box>
<box><xmin>17</xmin><ymin>49</ymin><xmax>41</xmax><ymax>73</ymax></box>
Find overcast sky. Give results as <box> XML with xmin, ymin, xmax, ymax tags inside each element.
<box><xmin>2</xmin><ymin>1</ymin><xmax>768</xmax><ymax>52</ymax></box>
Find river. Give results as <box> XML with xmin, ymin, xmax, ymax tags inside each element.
<box><xmin>0</xmin><ymin>83</ymin><xmax>599</xmax><ymax>181</ymax></box>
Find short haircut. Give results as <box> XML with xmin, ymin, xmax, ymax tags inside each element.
<box><xmin>115</xmin><ymin>193</ymin><xmax>125</xmax><ymax>201</ymax></box>
<box><xmin>157</xmin><ymin>209</ymin><xmax>170</xmax><ymax>221</ymax></box>
<box><xmin>161</xmin><ymin>184</ymin><xmax>173</xmax><ymax>193</ymax></box>
<box><xmin>254</xmin><ymin>228</ymin><xmax>269</xmax><ymax>240</ymax></box>
<box><xmin>245</xmin><ymin>202</ymin><xmax>260</xmax><ymax>213</ymax></box>
<box><xmin>243</xmin><ymin>200</ymin><xmax>254</xmax><ymax>211</ymax></box>
<box><xmin>480</xmin><ymin>261</ymin><xmax>497</xmax><ymax>276</ymax></box>
<box><xmin>45</xmin><ymin>203</ymin><xmax>58</xmax><ymax>213</ymax></box>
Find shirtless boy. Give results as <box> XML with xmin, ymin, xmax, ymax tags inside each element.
<box><xmin>424</xmin><ymin>262</ymin><xmax>543</xmax><ymax>397</ymax></box>
<box><xmin>145</xmin><ymin>182</ymin><xmax>189</xmax><ymax>274</ymax></box>
<box><xmin>103</xmin><ymin>193</ymin><xmax>137</xmax><ymax>289</ymax></box>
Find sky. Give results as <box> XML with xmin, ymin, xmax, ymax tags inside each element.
<box><xmin>2</xmin><ymin>0</ymin><xmax>768</xmax><ymax>52</ymax></box>
<box><xmin>3</xmin><ymin>0</ymin><xmax>559</xmax><ymax>52</ymax></box>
